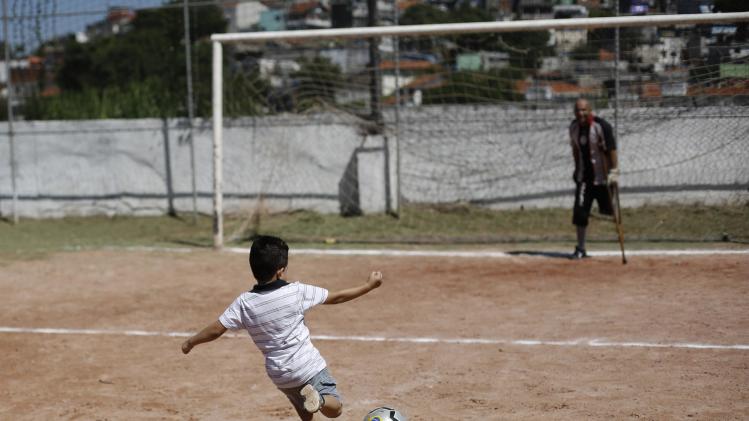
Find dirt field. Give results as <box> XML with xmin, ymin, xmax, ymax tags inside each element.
<box><xmin>1</xmin><ymin>249</ymin><xmax>748</xmax><ymax>420</ymax></box>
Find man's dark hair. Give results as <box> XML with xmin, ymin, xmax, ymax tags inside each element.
<box><xmin>249</xmin><ymin>236</ymin><xmax>289</xmax><ymax>283</ymax></box>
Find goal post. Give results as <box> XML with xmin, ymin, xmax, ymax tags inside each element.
<box><xmin>212</xmin><ymin>40</ymin><xmax>224</xmax><ymax>249</ymax></box>
<box><xmin>210</xmin><ymin>12</ymin><xmax>749</xmax><ymax>249</ymax></box>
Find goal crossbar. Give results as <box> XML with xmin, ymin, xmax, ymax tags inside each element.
<box><xmin>212</xmin><ymin>12</ymin><xmax>749</xmax><ymax>44</ymax></box>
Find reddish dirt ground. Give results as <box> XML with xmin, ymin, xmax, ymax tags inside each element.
<box><xmin>1</xmin><ymin>250</ymin><xmax>748</xmax><ymax>420</ymax></box>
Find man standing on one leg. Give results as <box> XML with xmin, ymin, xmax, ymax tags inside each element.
<box><xmin>569</xmin><ymin>98</ymin><xmax>619</xmax><ymax>259</ymax></box>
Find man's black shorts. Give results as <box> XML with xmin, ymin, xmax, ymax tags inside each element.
<box><xmin>573</xmin><ymin>182</ymin><xmax>613</xmax><ymax>227</ymax></box>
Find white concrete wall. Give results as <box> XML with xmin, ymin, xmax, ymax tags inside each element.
<box><xmin>0</xmin><ymin>104</ymin><xmax>746</xmax><ymax>218</ymax></box>
<box><xmin>393</xmin><ymin>104</ymin><xmax>749</xmax><ymax>209</ymax></box>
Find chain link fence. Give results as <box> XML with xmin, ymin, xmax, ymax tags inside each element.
<box><xmin>0</xmin><ymin>1</ymin><xmax>747</xmax><ymax>244</ymax></box>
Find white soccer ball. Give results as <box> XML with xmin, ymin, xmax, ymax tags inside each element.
<box><xmin>363</xmin><ymin>406</ymin><xmax>407</xmax><ymax>421</ymax></box>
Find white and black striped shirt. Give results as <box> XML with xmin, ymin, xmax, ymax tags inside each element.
<box><xmin>219</xmin><ymin>280</ymin><xmax>329</xmax><ymax>388</ymax></box>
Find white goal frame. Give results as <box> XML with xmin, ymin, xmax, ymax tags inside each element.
<box><xmin>209</xmin><ymin>12</ymin><xmax>749</xmax><ymax>249</ymax></box>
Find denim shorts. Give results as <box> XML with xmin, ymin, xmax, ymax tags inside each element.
<box><xmin>279</xmin><ymin>368</ymin><xmax>341</xmax><ymax>414</ymax></box>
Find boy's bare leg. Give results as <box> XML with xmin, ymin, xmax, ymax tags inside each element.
<box><xmin>319</xmin><ymin>395</ymin><xmax>342</xmax><ymax>418</ymax></box>
<box><xmin>292</xmin><ymin>406</ymin><xmax>313</xmax><ymax>421</ymax></box>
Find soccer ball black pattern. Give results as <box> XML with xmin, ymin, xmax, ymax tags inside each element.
<box><xmin>363</xmin><ymin>406</ymin><xmax>407</xmax><ymax>421</ymax></box>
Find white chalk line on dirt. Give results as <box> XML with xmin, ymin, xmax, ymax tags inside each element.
<box><xmin>1</xmin><ymin>326</ymin><xmax>747</xmax><ymax>351</ymax></box>
<box><xmin>232</xmin><ymin>247</ymin><xmax>749</xmax><ymax>258</ymax></box>
<box><xmin>95</xmin><ymin>246</ymin><xmax>749</xmax><ymax>259</ymax></box>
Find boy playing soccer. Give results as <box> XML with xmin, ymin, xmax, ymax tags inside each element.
<box><xmin>181</xmin><ymin>235</ymin><xmax>383</xmax><ymax>420</ymax></box>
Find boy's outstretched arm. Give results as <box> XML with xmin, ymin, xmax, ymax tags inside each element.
<box><xmin>324</xmin><ymin>271</ymin><xmax>383</xmax><ymax>305</ymax></box>
<box><xmin>182</xmin><ymin>320</ymin><xmax>227</xmax><ymax>354</ymax></box>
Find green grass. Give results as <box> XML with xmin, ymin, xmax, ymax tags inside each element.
<box><xmin>236</xmin><ymin>203</ymin><xmax>749</xmax><ymax>244</ymax></box>
<box><xmin>0</xmin><ymin>203</ymin><xmax>747</xmax><ymax>259</ymax></box>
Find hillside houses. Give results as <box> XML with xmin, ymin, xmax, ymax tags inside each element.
<box><xmin>2</xmin><ymin>0</ymin><xmax>747</xmax><ymax>117</ymax></box>
<box><xmin>221</xmin><ymin>0</ymin><xmax>748</xmax><ymax>106</ymax></box>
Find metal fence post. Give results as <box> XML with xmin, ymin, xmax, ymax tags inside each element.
<box><xmin>184</xmin><ymin>0</ymin><xmax>198</xmax><ymax>223</ymax></box>
<box><xmin>393</xmin><ymin>0</ymin><xmax>401</xmax><ymax>217</ymax></box>
<box><xmin>614</xmin><ymin>0</ymin><xmax>620</xmax><ymax>144</ymax></box>
<box><xmin>2</xmin><ymin>0</ymin><xmax>17</xmax><ymax>224</ymax></box>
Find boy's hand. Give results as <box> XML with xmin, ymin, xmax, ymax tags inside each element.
<box><xmin>324</xmin><ymin>272</ymin><xmax>383</xmax><ymax>304</ymax></box>
<box><xmin>181</xmin><ymin>339</ymin><xmax>193</xmax><ymax>355</ymax></box>
<box><xmin>368</xmin><ymin>271</ymin><xmax>383</xmax><ymax>288</ymax></box>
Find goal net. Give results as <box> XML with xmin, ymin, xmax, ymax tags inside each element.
<box><xmin>210</xmin><ymin>12</ymin><xmax>749</xmax><ymax>248</ymax></box>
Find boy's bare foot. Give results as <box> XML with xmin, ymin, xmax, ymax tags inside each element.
<box><xmin>301</xmin><ymin>384</ymin><xmax>322</xmax><ymax>413</ymax></box>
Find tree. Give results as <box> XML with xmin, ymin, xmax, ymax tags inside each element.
<box><xmin>291</xmin><ymin>57</ymin><xmax>342</xmax><ymax>111</ymax></box>
<box><xmin>33</xmin><ymin>0</ymin><xmax>227</xmax><ymax>119</ymax></box>
<box><xmin>500</xmin><ymin>30</ymin><xmax>552</xmax><ymax>71</ymax></box>
<box><xmin>398</xmin><ymin>4</ymin><xmax>451</xmax><ymax>53</ymax></box>
<box><xmin>569</xmin><ymin>9</ymin><xmax>644</xmax><ymax>61</ymax></box>
<box><xmin>400</xmin><ymin>3</ymin><xmax>504</xmax><ymax>53</ymax></box>
<box><xmin>422</xmin><ymin>68</ymin><xmax>523</xmax><ymax>105</ymax></box>
<box><xmin>399</xmin><ymin>3</ymin><xmax>551</xmax><ymax>70</ymax></box>
<box><xmin>396</xmin><ymin>3</ymin><xmax>551</xmax><ymax>105</ymax></box>
<box><xmin>399</xmin><ymin>4</ymin><xmax>450</xmax><ymax>26</ymax></box>
<box><xmin>224</xmin><ymin>70</ymin><xmax>271</xmax><ymax>117</ymax></box>
<box><xmin>452</xmin><ymin>4</ymin><xmax>504</xmax><ymax>52</ymax></box>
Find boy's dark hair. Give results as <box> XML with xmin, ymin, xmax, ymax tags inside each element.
<box><xmin>249</xmin><ymin>236</ymin><xmax>289</xmax><ymax>283</ymax></box>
